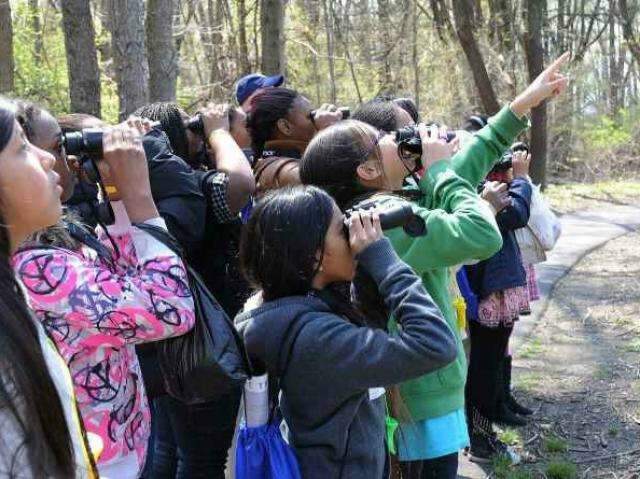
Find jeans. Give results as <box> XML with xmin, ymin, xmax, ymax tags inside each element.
<box><xmin>399</xmin><ymin>452</ymin><xmax>459</xmax><ymax>479</ymax></box>
<box><xmin>145</xmin><ymin>389</ymin><xmax>241</xmax><ymax>479</ymax></box>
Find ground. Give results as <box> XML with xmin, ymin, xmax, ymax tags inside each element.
<box><xmin>466</xmin><ymin>229</ymin><xmax>640</xmax><ymax>479</ymax></box>
<box><xmin>544</xmin><ymin>181</ymin><xmax>640</xmax><ymax>215</ymax></box>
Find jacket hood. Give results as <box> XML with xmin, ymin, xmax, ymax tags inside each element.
<box><xmin>236</xmin><ymin>295</ymin><xmax>331</xmax><ymax>375</ymax></box>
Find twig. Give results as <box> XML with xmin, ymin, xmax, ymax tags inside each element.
<box><xmin>524</xmin><ymin>433</ymin><xmax>540</xmax><ymax>446</ymax></box>
<box><xmin>575</xmin><ymin>448</ymin><xmax>640</xmax><ymax>464</ymax></box>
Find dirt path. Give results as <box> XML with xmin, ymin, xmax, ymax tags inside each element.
<box><xmin>461</xmin><ymin>230</ymin><xmax>640</xmax><ymax>479</ymax></box>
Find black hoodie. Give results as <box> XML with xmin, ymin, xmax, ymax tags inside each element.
<box><xmin>235</xmin><ymin>239</ymin><xmax>457</xmax><ymax>478</ymax></box>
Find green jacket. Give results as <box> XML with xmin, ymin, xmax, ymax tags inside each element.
<box><xmin>385</xmin><ymin>106</ymin><xmax>529</xmax><ymax>421</ymax></box>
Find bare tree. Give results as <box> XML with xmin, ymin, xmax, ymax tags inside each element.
<box><xmin>452</xmin><ymin>0</ymin><xmax>501</xmax><ymax>113</ymax></box>
<box><xmin>147</xmin><ymin>0</ymin><xmax>179</xmax><ymax>101</ymax></box>
<box><xmin>109</xmin><ymin>0</ymin><xmax>150</xmax><ymax>119</ymax></box>
<box><xmin>524</xmin><ymin>0</ymin><xmax>548</xmax><ymax>187</ymax></box>
<box><xmin>261</xmin><ymin>0</ymin><xmax>285</xmax><ymax>74</ymax></box>
<box><xmin>237</xmin><ymin>0</ymin><xmax>251</xmax><ymax>74</ymax></box>
<box><xmin>61</xmin><ymin>0</ymin><xmax>101</xmax><ymax>116</ymax></box>
<box><xmin>0</xmin><ymin>0</ymin><xmax>14</xmax><ymax>93</ymax></box>
<box><xmin>618</xmin><ymin>0</ymin><xmax>640</xmax><ymax>66</ymax></box>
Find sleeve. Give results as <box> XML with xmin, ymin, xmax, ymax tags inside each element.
<box><xmin>385</xmin><ymin>161</ymin><xmax>503</xmax><ymax>270</ymax></box>
<box><xmin>496</xmin><ymin>178</ymin><xmax>533</xmax><ymax>232</ymax></box>
<box><xmin>14</xmin><ymin>235</ymin><xmax>196</xmax><ymax>348</ymax></box>
<box><xmin>292</xmin><ymin>239</ymin><xmax>457</xmax><ymax>396</ymax></box>
<box><xmin>201</xmin><ymin>171</ymin><xmax>236</xmax><ymax>224</ymax></box>
<box><xmin>451</xmin><ymin>106</ymin><xmax>530</xmax><ymax>186</ymax></box>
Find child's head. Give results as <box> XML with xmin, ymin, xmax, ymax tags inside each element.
<box><xmin>14</xmin><ymin>100</ymin><xmax>76</xmax><ymax>202</ymax></box>
<box><xmin>300</xmin><ymin>120</ymin><xmax>415</xmax><ymax>208</ymax></box>
<box><xmin>352</xmin><ymin>98</ymin><xmax>414</xmax><ymax>133</ymax></box>
<box><xmin>241</xmin><ymin>185</ymin><xmax>356</xmax><ymax>301</ymax></box>
<box><xmin>0</xmin><ymin>99</ymin><xmax>63</xmax><ymax>252</ymax></box>
<box><xmin>246</xmin><ymin>87</ymin><xmax>317</xmax><ymax>157</ymax></box>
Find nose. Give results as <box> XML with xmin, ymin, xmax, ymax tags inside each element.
<box><xmin>37</xmin><ymin>145</ymin><xmax>57</xmax><ymax>171</ymax></box>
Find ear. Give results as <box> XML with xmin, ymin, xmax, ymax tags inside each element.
<box><xmin>356</xmin><ymin>160</ymin><xmax>383</xmax><ymax>182</ymax></box>
<box><xmin>276</xmin><ymin>118</ymin><xmax>292</xmax><ymax>136</ymax></box>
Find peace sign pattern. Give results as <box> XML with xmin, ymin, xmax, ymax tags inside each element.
<box><xmin>14</xmin><ymin>229</ymin><xmax>196</xmax><ymax>472</ymax></box>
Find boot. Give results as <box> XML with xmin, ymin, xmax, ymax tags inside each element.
<box><xmin>467</xmin><ymin>406</ymin><xmax>520</xmax><ymax>465</ymax></box>
<box><xmin>494</xmin><ymin>359</ymin><xmax>527</xmax><ymax>427</ymax></box>
<box><xmin>504</xmin><ymin>356</ymin><xmax>533</xmax><ymax>416</ymax></box>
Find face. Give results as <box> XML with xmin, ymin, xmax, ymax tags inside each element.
<box><xmin>0</xmin><ymin>121</ymin><xmax>63</xmax><ymax>249</ymax></box>
<box><xmin>180</xmin><ymin>110</ymin><xmax>206</xmax><ymax>161</ymax></box>
<box><xmin>315</xmin><ymin>204</ymin><xmax>356</xmax><ymax>285</ymax></box>
<box><xmin>376</xmin><ymin>134</ymin><xmax>415</xmax><ymax>190</ymax></box>
<box><xmin>30</xmin><ymin>109</ymin><xmax>75</xmax><ymax>202</ymax></box>
<box><xmin>230</xmin><ymin>107</ymin><xmax>251</xmax><ymax>149</ymax></box>
<box><xmin>278</xmin><ymin>96</ymin><xmax>317</xmax><ymax>144</ymax></box>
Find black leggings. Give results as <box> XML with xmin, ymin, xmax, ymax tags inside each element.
<box><xmin>465</xmin><ymin>321</ymin><xmax>513</xmax><ymax>422</ymax></box>
<box><xmin>399</xmin><ymin>452</ymin><xmax>459</xmax><ymax>479</ymax></box>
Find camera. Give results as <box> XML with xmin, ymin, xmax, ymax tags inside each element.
<box><xmin>309</xmin><ymin>107</ymin><xmax>351</xmax><ymax>121</ymax></box>
<box><xmin>395</xmin><ymin>124</ymin><xmax>456</xmax><ymax>157</ymax></box>
<box><xmin>344</xmin><ymin>198</ymin><xmax>427</xmax><ymax>238</ymax></box>
<box><xmin>493</xmin><ymin>141</ymin><xmax>529</xmax><ymax>172</ymax></box>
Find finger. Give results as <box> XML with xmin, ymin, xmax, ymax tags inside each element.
<box><xmin>547</xmin><ymin>51</ymin><xmax>570</xmax><ymax>74</ymax></box>
<box><xmin>548</xmin><ymin>77</ymin><xmax>569</xmax><ymax>96</ymax></box>
<box><xmin>327</xmin><ymin>104</ymin><xmax>338</xmax><ymax>112</ymax></box>
<box><xmin>496</xmin><ymin>183</ymin><xmax>508</xmax><ymax>193</ymax></box>
<box><xmin>361</xmin><ymin>210</ymin><xmax>374</xmax><ymax>234</ymax></box>
<box><xmin>319</xmin><ymin>103</ymin><xmax>330</xmax><ymax>111</ymax></box>
<box><xmin>429</xmin><ymin>124</ymin><xmax>439</xmax><ymax>139</ymax></box>
<box><xmin>348</xmin><ymin>211</ymin><xmax>364</xmax><ymax>238</ymax></box>
<box><xmin>417</xmin><ymin>124</ymin><xmax>430</xmax><ymax>142</ymax></box>
<box><xmin>371</xmin><ymin>211</ymin><xmax>383</xmax><ymax>236</ymax></box>
<box><xmin>450</xmin><ymin>137</ymin><xmax>461</xmax><ymax>152</ymax></box>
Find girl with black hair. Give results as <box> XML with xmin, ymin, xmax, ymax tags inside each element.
<box><xmin>352</xmin><ymin>97</ymin><xmax>415</xmax><ymax>133</ymax></box>
<box><xmin>10</xmin><ymin>99</ymin><xmax>196</xmax><ymax>479</ymax></box>
<box><xmin>134</xmin><ymin>102</ymin><xmax>255</xmax><ymax>479</ymax></box>
<box><xmin>300</xmin><ymin>54</ymin><xmax>569</xmax><ymax>477</ymax></box>
<box><xmin>0</xmin><ymin>98</ymin><xmax>95</xmax><ymax>477</ymax></box>
<box><xmin>236</xmin><ymin>185</ymin><xmax>457</xmax><ymax>478</ymax></box>
<box><xmin>246</xmin><ymin>87</ymin><xmax>343</xmax><ymax>195</ymax></box>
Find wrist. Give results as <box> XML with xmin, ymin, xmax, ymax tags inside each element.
<box><xmin>510</xmin><ymin>96</ymin><xmax>530</xmax><ymax>119</ymax></box>
<box><xmin>120</xmin><ymin>192</ymin><xmax>160</xmax><ymax>223</ymax></box>
<box><xmin>207</xmin><ymin>129</ymin><xmax>231</xmax><ymax>146</ymax></box>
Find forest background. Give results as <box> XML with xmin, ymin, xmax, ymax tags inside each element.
<box><xmin>0</xmin><ymin>0</ymin><xmax>639</xmax><ymax>187</ymax></box>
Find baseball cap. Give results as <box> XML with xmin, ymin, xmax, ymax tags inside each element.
<box><xmin>235</xmin><ymin>73</ymin><xmax>285</xmax><ymax>106</ymax></box>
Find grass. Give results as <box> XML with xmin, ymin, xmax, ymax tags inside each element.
<box><xmin>545</xmin><ymin>459</ymin><xmax>578</xmax><ymax>479</ymax></box>
<box><xmin>514</xmin><ymin>373</ymin><xmax>544</xmax><ymax>391</ymax></box>
<box><xmin>545</xmin><ymin>181</ymin><xmax>640</xmax><ymax>214</ymax></box>
<box><xmin>624</xmin><ymin>338</ymin><xmax>640</xmax><ymax>353</ymax></box>
<box><xmin>492</xmin><ymin>456</ymin><xmax>533</xmax><ymax>479</ymax></box>
<box><xmin>518</xmin><ymin>338</ymin><xmax>545</xmax><ymax>359</ymax></box>
<box><xmin>608</xmin><ymin>424</ymin><xmax>619</xmax><ymax>437</ymax></box>
<box><xmin>498</xmin><ymin>427</ymin><xmax>522</xmax><ymax>446</ymax></box>
<box><xmin>544</xmin><ymin>435</ymin><xmax>569</xmax><ymax>453</ymax></box>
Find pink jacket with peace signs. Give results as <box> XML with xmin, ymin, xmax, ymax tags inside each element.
<box><xmin>13</xmin><ymin>202</ymin><xmax>195</xmax><ymax>479</ymax></box>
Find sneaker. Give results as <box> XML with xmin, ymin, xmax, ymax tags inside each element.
<box><xmin>468</xmin><ymin>433</ymin><xmax>521</xmax><ymax>465</ymax></box>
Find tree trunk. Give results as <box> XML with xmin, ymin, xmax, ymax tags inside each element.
<box><xmin>260</xmin><ymin>0</ymin><xmax>285</xmax><ymax>75</ymax></box>
<box><xmin>237</xmin><ymin>0</ymin><xmax>251</xmax><ymax>74</ymax></box>
<box><xmin>524</xmin><ymin>0</ymin><xmax>548</xmax><ymax>187</ymax></box>
<box><xmin>618</xmin><ymin>0</ymin><xmax>640</xmax><ymax>67</ymax></box>
<box><xmin>412</xmin><ymin>0</ymin><xmax>420</xmax><ymax>110</ymax></box>
<box><xmin>147</xmin><ymin>0</ymin><xmax>178</xmax><ymax>102</ymax></box>
<box><xmin>28</xmin><ymin>0</ymin><xmax>42</xmax><ymax>64</ymax></box>
<box><xmin>60</xmin><ymin>0</ymin><xmax>101</xmax><ymax>117</ymax></box>
<box><xmin>322</xmin><ymin>0</ymin><xmax>336</xmax><ymax>103</ymax></box>
<box><xmin>452</xmin><ymin>0</ymin><xmax>500</xmax><ymax>114</ymax></box>
<box><xmin>109</xmin><ymin>0</ymin><xmax>150</xmax><ymax>120</ymax></box>
<box><xmin>0</xmin><ymin>0</ymin><xmax>14</xmax><ymax>93</ymax></box>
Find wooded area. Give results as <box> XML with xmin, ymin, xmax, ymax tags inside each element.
<box><xmin>0</xmin><ymin>0</ymin><xmax>639</xmax><ymax>185</ymax></box>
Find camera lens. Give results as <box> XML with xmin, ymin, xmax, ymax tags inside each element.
<box><xmin>62</xmin><ymin>129</ymin><xmax>104</xmax><ymax>158</ymax></box>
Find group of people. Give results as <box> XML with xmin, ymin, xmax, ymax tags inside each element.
<box><xmin>0</xmin><ymin>51</ymin><xmax>569</xmax><ymax>479</ymax></box>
